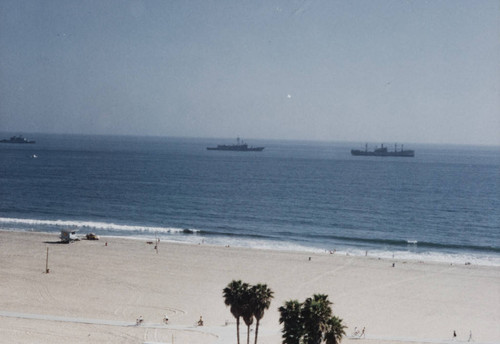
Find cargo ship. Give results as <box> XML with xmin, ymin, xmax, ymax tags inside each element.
<box><xmin>351</xmin><ymin>144</ymin><xmax>414</xmax><ymax>157</ymax></box>
<box><xmin>0</xmin><ymin>135</ymin><xmax>36</xmax><ymax>144</ymax></box>
<box><xmin>207</xmin><ymin>138</ymin><xmax>264</xmax><ymax>152</ymax></box>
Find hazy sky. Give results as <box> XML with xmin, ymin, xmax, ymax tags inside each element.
<box><xmin>1</xmin><ymin>0</ymin><xmax>499</xmax><ymax>145</ymax></box>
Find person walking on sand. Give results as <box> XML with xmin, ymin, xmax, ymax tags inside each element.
<box><xmin>468</xmin><ymin>330</ymin><xmax>473</xmax><ymax>342</ymax></box>
<box><xmin>453</xmin><ymin>330</ymin><xmax>457</xmax><ymax>340</ymax></box>
<box><xmin>360</xmin><ymin>327</ymin><xmax>366</xmax><ymax>338</ymax></box>
<box><xmin>198</xmin><ymin>316</ymin><xmax>204</xmax><ymax>326</ymax></box>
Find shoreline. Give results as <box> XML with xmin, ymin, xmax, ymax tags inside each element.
<box><xmin>2</xmin><ymin>227</ymin><xmax>499</xmax><ymax>267</ymax></box>
<box><xmin>1</xmin><ymin>230</ymin><xmax>499</xmax><ymax>343</ymax></box>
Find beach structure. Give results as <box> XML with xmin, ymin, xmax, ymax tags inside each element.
<box><xmin>60</xmin><ymin>229</ymin><xmax>79</xmax><ymax>243</ymax></box>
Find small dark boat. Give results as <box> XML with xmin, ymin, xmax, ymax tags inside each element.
<box><xmin>351</xmin><ymin>143</ymin><xmax>414</xmax><ymax>157</ymax></box>
<box><xmin>0</xmin><ymin>135</ymin><xmax>36</xmax><ymax>144</ymax></box>
<box><xmin>207</xmin><ymin>138</ymin><xmax>264</xmax><ymax>152</ymax></box>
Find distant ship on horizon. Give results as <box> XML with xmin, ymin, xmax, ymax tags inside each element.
<box><xmin>351</xmin><ymin>143</ymin><xmax>414</xmax><ymax>157</ymax></box>
<box><xmin>207</xmin><ymin>138</ymin><xmax>265</xmax><ymax>152</ymax></box>
<box><xmin>0</xmin><ymin>135</ymin><xmax>36</xmax><ymax>144</ymax></box>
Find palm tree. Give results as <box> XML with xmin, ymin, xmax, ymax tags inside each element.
<box><xmin>278</xmin><ymin>299</ymin><xmax>303</xmax><ymax>344</ymax></box>
<box><xmin>301</xmin><ymin>294</ymin><xmax>333</xmax><ymax>344</ymax></box>
<box><xmin>241</xmin><ymin>295</ymin><xmax>254</xmax><ymax>344</ymax></box>
<box><xmin>223</xmin><ymin>280</ymin><xmax>249</xmax><ymax>344</ymax></box>
<box><xmin>280</xmin><ymin>294</ymin><xmax>345</xmax><ymax>344</ymax></box>
<box><xmin>323</xmin><ymin>316</ymin><xmax>347</xmax><ymax>344</ymax></box>
<box><xmin>251</xmin><ymin>283</ymin><xmax>274</xmax><ymax>344</ymax></box>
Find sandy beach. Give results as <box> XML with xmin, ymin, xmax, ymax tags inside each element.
<box><xmin>0</xmin><ymin>230</ymin><xmax>498</xmax><ymax>344</ymax></box>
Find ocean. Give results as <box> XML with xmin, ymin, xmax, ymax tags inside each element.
<box><xmin>1</xmin><ymin>134</ymin><xmax>499</xmax><ymax>266</ymax></box>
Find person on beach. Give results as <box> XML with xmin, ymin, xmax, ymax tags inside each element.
<box><xmin>198</xmin><ymin>316</ymin><xmax>204</xmax><ymax>326</ymax></box>
<box><xmin>360</xmin><ymin>327</ymin><xmax>366</xmax><ymax>338</ymax></box>
<box><xmin>453</xmin><ymin>330</ymin><xmax>457</xmax><ymax>340</ymax></box>
<box><xmin>468</xmin><ymin>330</ymin><xmax>472</xmax><ymax>342</ymax></box>
<box><xmin>136</xmin><ymin>316</ymin><xmax>143</xmax><ymax>325</ymax></box>
<box><xmin>164</xmin><ymin>314</ymin><xmax>169</xmax><ymax>324</ymax></box>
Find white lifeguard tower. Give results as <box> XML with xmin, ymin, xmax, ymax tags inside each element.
<box><xmin>60</xmin><ymin>229</ymin><xmax>79</xmax><ymax>243</ymax></box>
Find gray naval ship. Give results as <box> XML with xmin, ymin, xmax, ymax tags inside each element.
<box><xmin>207</xmin><ymin>138</ymin><xmax>264</xmax><ymax>152</ymax></box>
<box><xmin>351</xmin><ymin>143</ymin><xmax>414</xmax><ymax>157</ymax></box>
<box><xmin>0</xmin><ymin>135</ymin><xmax>36</xmax><ymax>144</ymax></box>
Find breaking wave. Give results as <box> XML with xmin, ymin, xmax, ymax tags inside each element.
<box><xmin>0</xmin><ymin>217</ymin><xmax>200</xmax><ymax>235</ymax></box>
<box><xmin>1</xmin><ymin>217</ymin><xmax>499</xmax><ymax>266</ymax></box>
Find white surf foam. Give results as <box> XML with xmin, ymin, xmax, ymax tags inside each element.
<box><xmin>0</xmin><ymin>217</ymin><xmax>199</xmax><ymax>234</ymax></box>
<box><xmin>162</xmin><ymin>235</ymin><xmax>500</xmax><ymax>267</ymax></box>
<box><xmin>2</xmin><ymin>217</ymin><xmax>498</xmax><ymax>267</ymax></box>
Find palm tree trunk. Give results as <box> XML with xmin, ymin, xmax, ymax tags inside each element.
<box><xmin>254</xmin><ymin>319</ymin><xmax>260</xmax><ymax>344</ymax></box>
<box><xmin>247</xmin><ymin>325</ymin><xmax>251</xmax><ymax>344</ymax></box>
<box><xmin>236</xmin><ymin>318</ymin><xmax>241</xmax><ymax>344</ymax></box>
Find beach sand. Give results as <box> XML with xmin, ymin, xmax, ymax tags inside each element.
<box><xmin>0</xmin><ymin>230</ymin><xmax>498</xmax><ymax>344</ymax></box>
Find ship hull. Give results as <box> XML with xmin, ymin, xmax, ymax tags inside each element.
<box><xmin>0</xmin><ymin>141</ymin><xmax>35</xmax><ymax>144</ymax></box>
<box><xmin>207</xmin><ymin>146</ymin><xmax>264</xmax><ymax>152</ymax></box>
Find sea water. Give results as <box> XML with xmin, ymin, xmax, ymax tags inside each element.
<box><xmin>1</xmin><ymin>134</ymin><xmax>499</xmax><ymax>266</ymax></box>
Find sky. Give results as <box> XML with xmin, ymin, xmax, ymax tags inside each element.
<box><xmin>1</xmin><ymin>0</ymin><xmax>499</xmax><ymax>145</ymax></box>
